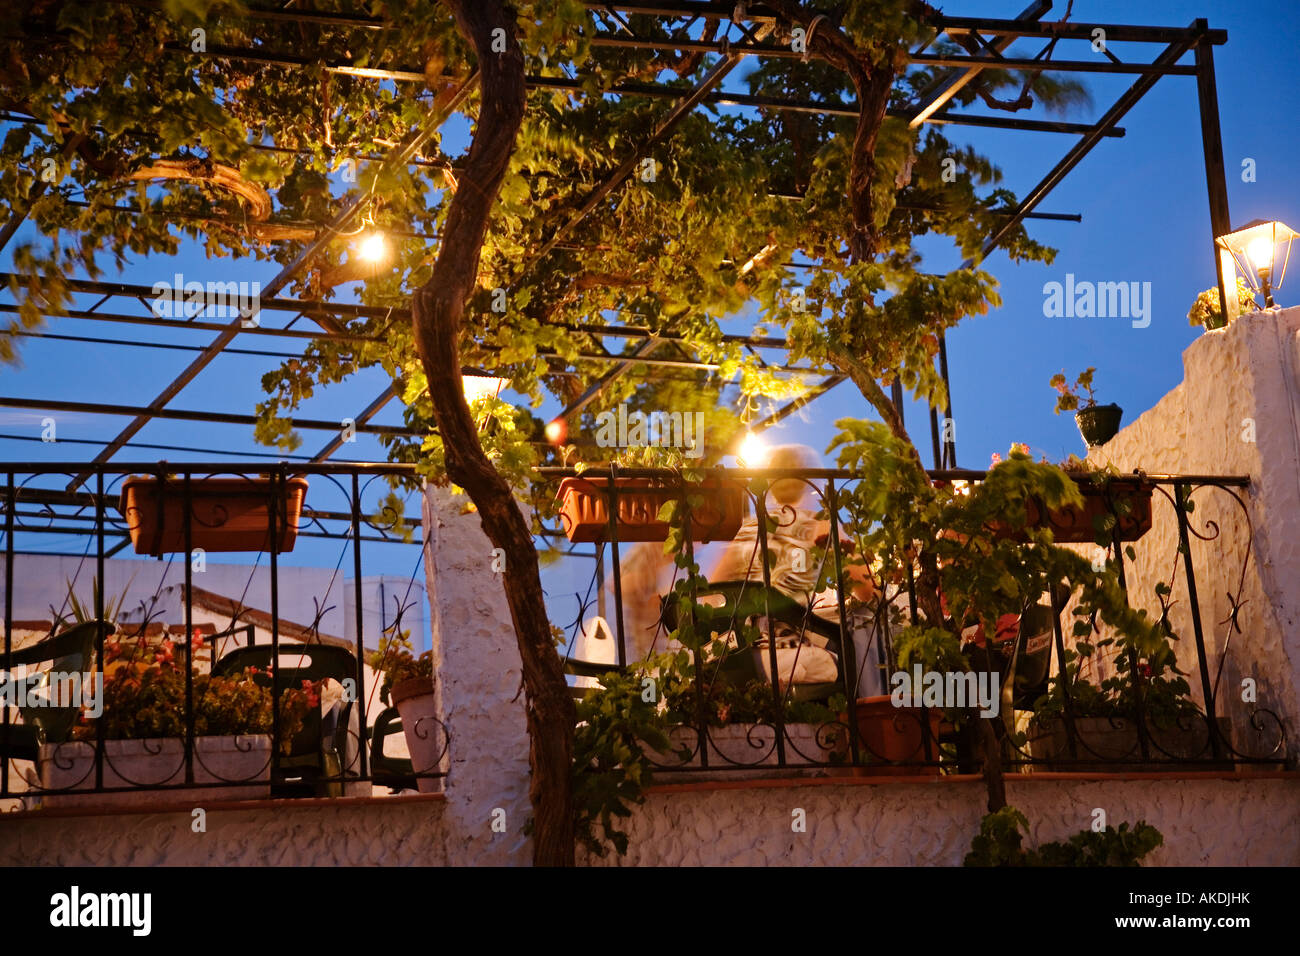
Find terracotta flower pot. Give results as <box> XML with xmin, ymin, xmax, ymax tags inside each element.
<box><xmin>556</xmin><ymin>476</ymin><xmax>746</xmax><ymax>544</ymax></box>
<box><xmin>843</xmin><ymin>696</ymin><xmax>943</xmax><ymax>776</ymax></box>
<box><xmin>391</xmin><ymin>677</ymin><xmax>441</xmax><ymax>793</ymax></box>
<box><xmin>119</xmin><ymin>475</ymin><xmax>309</xmax><ymax>555</ymax></box>
<box><xmin>990</xmin><ymin>479</ymin><xmax>1154</xmax><ymax>544</ymax></box>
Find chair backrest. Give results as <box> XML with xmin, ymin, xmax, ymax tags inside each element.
<box><xmin>369</xmin><ymin>706</ymin><xmax>415</xmax><ymax>789</ymax></box>
<box><xmin>2</xmin><ymin>619</ymin><xmax>113</xmax><ymax>744</ymax></box>
<box><xmin>660</xmin><ymin>580</ymin><xmax>842</xmax><ymax>650</ymax></box>
<box><xmin>212</xmin><ymin>642</ymin><xmax>359</xmax><ymax>684</ymax></box>
<box><xmin>213</xmin><ymin>643</ymin><xmax>360</xmax><ymax>757</ymax></box>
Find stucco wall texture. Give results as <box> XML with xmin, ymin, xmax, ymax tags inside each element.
<box><xmin>2</xmin><ymin>775</ymin><xmax>1295</xmax><ymax>866</ymax></box>
<box><xmin>1081</xmin><ymin>306</ymin><xmax>1300</xmax><ymax>760</ymax></box>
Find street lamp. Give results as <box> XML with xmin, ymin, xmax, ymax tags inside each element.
<box><xmin>1216</xmin><ymin>219</ymin><xmax>1298</xmax><ymax>311</ymax></box>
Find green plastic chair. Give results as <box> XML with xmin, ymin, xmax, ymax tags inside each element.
<box><xmin>368</xmin><ymin>708</ymin><xmax>415</xmax><ymax>791</ymax></box>
<box><xmin>212</xmin><ymin>643</ymin><xmax>360</xmax><ymax>795</ymax></box>
<box><xmin>660</xmin><ymin>580</ymin><xmax>844</xmax><ymax>702</ymax></box>
<box><xmin>0</xmin><ymin>620</ymin><xmax>111</xmax><ymax>761</ymax></box>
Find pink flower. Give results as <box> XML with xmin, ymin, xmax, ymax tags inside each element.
<box><xmin>990</xmin><ymin>452</ymin><xmax>1002</xmax><ymax>465</ymax></box>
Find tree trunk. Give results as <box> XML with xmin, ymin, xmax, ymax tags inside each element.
<box><xmin>412</xmin><ymin>0</ymin><xmax>576</xmax><ymax>866</ymax></box>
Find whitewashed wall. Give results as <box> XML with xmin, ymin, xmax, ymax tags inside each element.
<box><xmin>1079</xmin><ymin>306</ymin><xmax>1300</xmax><ymax>760</ymax></box>
<box><xmin>2</xmin><ymin>775</ymin><xmax>1295</xmax><ymax>866</ymax></box>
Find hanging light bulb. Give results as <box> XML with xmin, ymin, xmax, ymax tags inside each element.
<box><xmin>357</xmin><ymin>230</ymin><xmax>389</xmax><ymax>264</ymax></box>
<box><xmin>736</xmin><ymin>431</ymin><xmax>769</xmax><ymax>468</ymax></box>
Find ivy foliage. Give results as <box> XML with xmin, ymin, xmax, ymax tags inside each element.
<box><xmin>964</xmin><ymin>806</ymin><xmax>1164</xmax><ymax>867</ymax></box>
<box><xmin>2</xmin><ymin>0</ymin><xmax>1082</xmax><ymax>479</ymax></box>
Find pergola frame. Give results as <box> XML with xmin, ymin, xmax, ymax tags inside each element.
<box><xmin>0</xmin><ymin>2</ymin><xmax>1233</xmax><ymax>478</ymax></box>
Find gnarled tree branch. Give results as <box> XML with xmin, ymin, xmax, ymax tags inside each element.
<box><xmin>411</xmin><ymin>0</ymin><xmax>577</xmax><ymax>866</ymax></box>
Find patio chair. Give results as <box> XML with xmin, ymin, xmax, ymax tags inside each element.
<box><xmin>368</xmin><ymin>708</ymin><xmax>416</xmax><ymax>792</ymax></box>
<box><xmin>0</xmin><ymin>620</ymin><xmax>112</xmax><ymax>762</ymax></box>
<box><xmin>212</xmin><ymin>643</ymin><xmax>361</xmax><ymax>797</ymax></box>
<box><xmin>660</xmin><ymin>580</ymin><xmax>844</xmax><ymax>703</ymax></box>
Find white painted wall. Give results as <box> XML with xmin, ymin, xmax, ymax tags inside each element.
<box><xmin>1080</xmin><ymin>306</ymin><xmax>1300</xmax><ymax>762</ymax></box>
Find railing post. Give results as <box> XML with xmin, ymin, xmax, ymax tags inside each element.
<box><xmin>350</xmin><ymin>473</ymin><xmax>368</xmax><ymax>780</ymax></box>
<box><xmin>826</xmin><ymin>478</ymin><xmax>861</xmax><ymax>765</ymax></box>
<box><xmin>605</xmin><ymin>464</ymin><xmax>627</xmax><ymax>669</ymax></box>
<box><xmin>182</xmin><ymin>469</ymin><xmax>194</xmax><ymax>786</ymax></box>
<box><xmin>269</xmin><ymin>466</ymin><xmax>281</xmax><ymax>785</ymax></box>
<box><xmin>94</xmin><ymin>469</ymin><xmax>106</xmax><ymax>791</ymax></box>
<box><xmin>3</xmin><ymin>471</ymin><xmax>12</xmax><ymax>798</ymax></box>
<box><xmin>1174</xmin><ymin>482</ymin><xmax>1226</xmax><ymax>760</ymax></box>
<box><xmin>752</xmin><ymin>477</ymin><xmax>786</xmax><ymax>766</ymax></box>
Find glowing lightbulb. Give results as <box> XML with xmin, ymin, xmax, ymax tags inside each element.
<box><xmin>737</xmin><ymin>432</ymin><xmax>768</xmax><ymax>468</ymax></box>
<box><xmin>544</xmin><ymin>419</ymin><xmax>566</xmax><ymax>444</ymax></box>
<box><xmin>1247</xmin><ymin>236</ymin><xmax>1274</xmax><ymax>272</ymax></box>
<box><xmin>358</xmin><ymin>231</ymin><xmax>389</xmax><ymax>264</ymax></box>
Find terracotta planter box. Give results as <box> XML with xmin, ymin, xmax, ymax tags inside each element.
<box><xmin>844</xmin><ymin>696</ymin><xmax>943</xmax><ymax>776</ymax></box>
<box><xmin>391</xmin><ymin>677</ymin><xmax>443</xmax><ymax>793</ymax></box>
<box><xmin>34</xmin><ymin>735</ymin><xmax>273</xmax><ymax>808</ymax></box>
<box><xmin>119</xmin><ymin>476</ymin><xmax>309</xmax><ymax>555</ymax></box>
<box><xmin>642</xmin><ymin>722</ymin><xmax>837</xmax><ymax>780</ymax></box>
<box><xmin>1026</xmin><ymin>716</ymin><xmax>1233</xmax><ymax>772</ymax></box>
<box><xmin>556</xmin><ymin>476</ymin><xmax>746</xmax><ymax>544</ymax></box>
<box><xmin>990</xmin><ymin>479</ymin><xmax>1154</xmax><ymax>544</ymax></box>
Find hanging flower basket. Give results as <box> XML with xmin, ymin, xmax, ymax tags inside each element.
<box><xmin>119</xmin><ymin>475</ymin><xmax>310</xmax><ymax>555</ymax></box>
<box><xmin>1029</xmin><ymin>477</ymin><xmax>1154</xmax><ymax>543</ymax></box>
<box><xmin>989</xmin><ymin>478</ymin><xmax>1154</xmax><ymax>544</ymax></box>
<box><xmin>556</xmin><ymin>476</ymin><xmax>746</xmax><ymax>544</ymax></box>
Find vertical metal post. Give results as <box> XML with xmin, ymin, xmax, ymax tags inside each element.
<box><xmin>938</xmin><ymin>333</ymin><xmax>956</xmax><ymax>468</ymax></box>
<box><xmin>269</xmin><ymin>467</ymin><xmax>281</xmax><ymax>783</ymax></box>
<box><xmin>605</xmin><ymin>467</ymin><xmax>627</xmax><ymax>669</ymax></box>
<box><xmin>1174</xmin><ymin>483</ymin><xmax>1225</xmax><ymax>759</ymax></box>
<box><xmin>825</xmin><ymin>478</ymin><xmax>861</xmax><ymax>765</ymax></box>
<box><xmin>94</xmin><ymin>469</ymin><xmax>106</xmax><ymax>791</ymax></box>
<box><xmin>1195</xmin><ymin>29</ymin><xmax>1235</xmax><ymax>328</ymax></box>
<box><xmin>183</xmin><ymin>470</ymin><xmax>194</xmax><ymax>785</ymax></box>
<box><xmin>351</xmin><ymin>473</ymin><xmax>369</xmax><ymax>780</ymax></box>
<box><xmin>2</xmin><ymin>472</ymin><xmax>12</xmax><ymax>797</ymax></box>
<box><xmin>752</xmin><ymin>478</ymin><xmax>786</xmax><ymax>766</ymax></box>
<box><xmin>1047</xmin><ymin>574</ymin><xmax>1078</xmax><ymax>760</ymax></box>
<box><xmin>928</xmin><ymin>406</ymin><xmax>943</xmax><ymax>470</ymax></box>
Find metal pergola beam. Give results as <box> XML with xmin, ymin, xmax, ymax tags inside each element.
<box><xmin>0</xmin><ymin>396</ymin><xmax>427</xmax><ymax>437</ymax></box>
<box><xmin>78</xmin><ymin>74</ymin><xmax>477</xmax><ymax>477</ymax></box>
<box><xmin>907</xmin><ymin>0</ymin><xmax>1048</xmax><ymax>128</ymax></box>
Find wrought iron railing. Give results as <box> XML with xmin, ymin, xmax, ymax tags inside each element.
<box><xmin>0</xmin><ymin>462</ymin><xmax>447</xmax><ymax>808</ymax></box>
<box><xmin>542</xmin><ymin>465</ymin><xmax>1291</xmax><ymax>777</ymax></box>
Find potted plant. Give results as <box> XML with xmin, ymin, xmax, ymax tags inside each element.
<box><xmin>985</xmin><ymin>452</ymin><xmax>1153</xmax><ymax>544</ymax></box>
<box><xmin>1187</xmin><ymin>277</ymin><xmax>1255</xmax><ymax>331</ymax></box>
<box><xmin>369</xmin><ymin>632</ymin><xmax>441</xmax><ymax>792</ymax></box>
<box><xmin>38</xmin><ymin>633</ymin><xmax>317</xmax><ymax>808</ymax></box>
<box><xmin>1051</xmin><ymin>367</ymin><xmax>1122</xmax><ymax>447</ymax></box>
<box><xmin>1034</xmin><ymin>456</ymin><xmax>1153</xmax><ymax>544</ymax></box>
<box><xmin>651</xmin><ymin>668</ymin><xmax>845</xmax><ymax>780</ymax></box>
<box><xmin>556</xmin><ymin>474</ymin><xmax>746</xmax><ymax>543</ymax></box>
<box><xmin>1024</xmin><ymin>640</ymin><xmax>1230</xmax><ymax>772</ymax></box>
<box><xmin>118</xmin><ymin>473</ymin><xmax>310</xmax><ymax>555</ymax></box>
